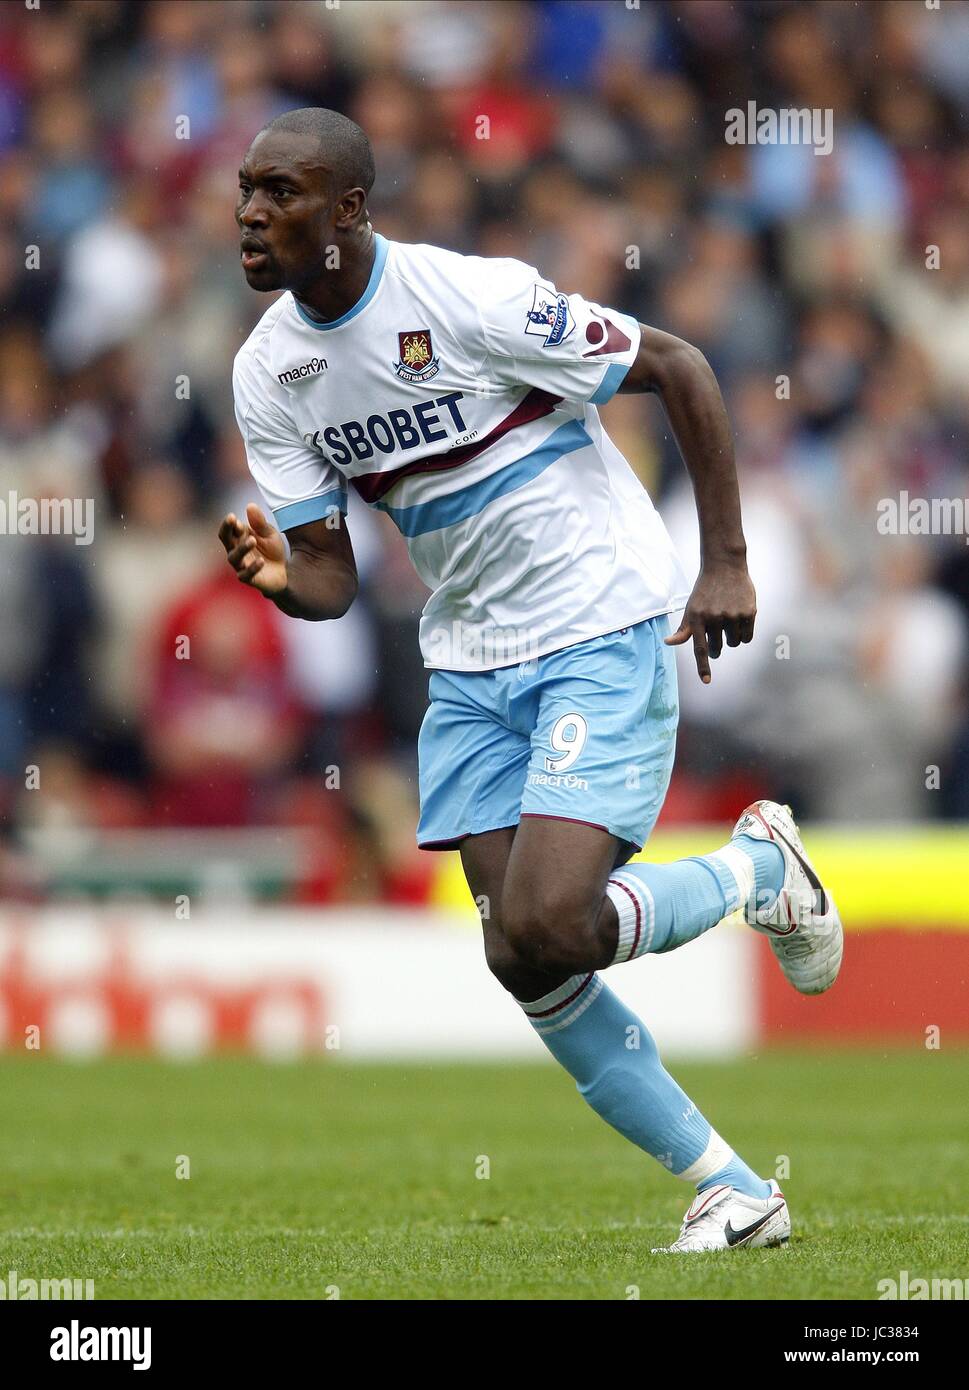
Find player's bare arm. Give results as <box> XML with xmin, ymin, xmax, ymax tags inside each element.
<box><xmin>621</xmin><ymin>325</ymin><xmax>756</xmax><ymax>683</ymax></box>
<box><xmin>218</xmin><ymin>501</ymin><xmax>358</xmax><ymax>620</ymax></box>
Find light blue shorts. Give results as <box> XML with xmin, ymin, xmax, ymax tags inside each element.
<box><xmin>417</xmin><ymin>615</ymin><xmax>679</xmax><ymax>857</ymax></box>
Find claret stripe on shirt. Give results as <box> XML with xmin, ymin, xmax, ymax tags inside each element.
<box><xmin>351</xmin><ymin>386</ymin><xmax>562</xmax><ymax>505</ymax></box>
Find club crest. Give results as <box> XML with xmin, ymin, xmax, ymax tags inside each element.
<box><xmin>394</xmin><ymin>329</ymin><xmax>440</xmax><ymax>383</ymax></box>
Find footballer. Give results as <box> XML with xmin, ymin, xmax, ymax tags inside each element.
<box><xmin>220</xmin><ymin>108</ymin><xmax>843</xmax><ymax>1253</ymax></box>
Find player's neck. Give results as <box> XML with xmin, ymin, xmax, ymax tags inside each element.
<box><xmin>295</xmin><ymin>225</ymin><xmax>377</xmax><ymax>325</ymax></box>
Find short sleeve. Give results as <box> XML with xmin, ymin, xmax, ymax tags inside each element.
<box><xmin>476</xmin><ymin>259</ymin><xmax>640</xmax><ymax>405</ymax></box>
<box><xmin>232</xmin><ymin>351</ymin><xmax>348</xmax><ymax>531</ymax></box>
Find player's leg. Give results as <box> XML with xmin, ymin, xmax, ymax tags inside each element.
<box><xmin>477</xmin><ymin>814</ymin><xmax>775</xmax><ymax>1206</ymax></box>
<box><xmin>500</xmin><ymin>794</ymin><xmax>839</xmax><ymax>996</ymax></box>
<box><xmin>458</xmin><ymin>831</ymin><xmax>788</xmax><ymax>1246</ymax></box>
<box><xmin>457</xmin><ymin>815</ymin><xmax>777</xmax><ymax>1214</ymax></box>
<box><xmin>458</xmin><ymin>825</ymin><xmax>567</xmax><ymax>1003</ymax></box>
<box><xmin>488</xmin><ymin>617</ymin><xmax>787</xmax><ymax>1230</ymax></box>
<box><xmin>424</xmin><ymin>632</ymin><xmax>789</xmax><ymax>1245</ymax></box>
<box><xmin>499</xmin><ymin>616</ymin><xmax>786</xmax><ymax>978</ymax></box>
<box><xmin>499</xmin><ymin>813</ymin><xmax>785</xmax><ymax>973</ymax></box>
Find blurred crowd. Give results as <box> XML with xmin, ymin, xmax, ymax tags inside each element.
<box><xmin>1</xmin><ymin>0</ymin><xmax>969</xmax><ymax>901</ymax></box>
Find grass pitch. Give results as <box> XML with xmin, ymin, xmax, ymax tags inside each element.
<box><xmin>1</xmin><ymin>1049</ymin><xmax>965</xmax><ymax>1300</ymax></box>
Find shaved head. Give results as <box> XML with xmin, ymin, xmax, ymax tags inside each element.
<box><xmin>256</xmin><ymin>107</ymin><xmax>375</xmax><ymax>203</ymax></box>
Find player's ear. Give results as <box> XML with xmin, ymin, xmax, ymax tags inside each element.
<box><xmin>334</xmin><ymin>188</ymin><xmax>367</xmax><ymax>231</ymax></box>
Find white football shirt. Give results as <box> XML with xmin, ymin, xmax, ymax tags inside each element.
<box><xmin>233</xmin><ymin>233</ymin><xmax>690</xmax><ymax>671</ymax></box>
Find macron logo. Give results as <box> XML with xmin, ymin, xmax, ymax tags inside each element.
<box><xmin>278</xmin><ymin>357</ymin><xmax>328</xmax><ymax>385</ymax></box>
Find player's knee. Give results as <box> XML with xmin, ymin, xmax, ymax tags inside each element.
<box><xmin>501</xmin><ymin>897</ymin><xmax>590</xmax><ymax>974</ymax></box>
<box><xmin>483</xmin><ymin>926</ymin><xmax>517</xmax><ymax>985</ymax></box>
<box><xmin>483</xmin><ymin>924</ymin><xmax>581</xmax><ymax>1002</ymax></box>
<box><xmin>483</xmin><ymin>918</ymin><xmax>566</xmax><ymax>991</ymax></box>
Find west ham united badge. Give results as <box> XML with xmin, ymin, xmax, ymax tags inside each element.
<box><xmin>394</xmin><ymin>329</ymin><xmax>440</xmax><ymax>383</ymax></box>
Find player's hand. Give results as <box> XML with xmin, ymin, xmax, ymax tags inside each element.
<box><xmin>218</xmin><ymin>503</ymin><xmax>289</xmax><ymax>596</ymax></box>
<box><xmin>665</xmin><ymin>560</ymin><xmax>756</xmax><ymax>684</ymax></box>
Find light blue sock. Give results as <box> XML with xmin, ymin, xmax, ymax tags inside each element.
<box><xmin>520</xmin><ymin>973</ymin><xmax>770</xmax><ymax>1199</ymax></box>
<box><xmin>605</xmin><ymin>837</ymin><xmax>785</xmax><ymax>962</ymax></box>
<box><xmin>699</xmin><ymin>1154</ymin><xmax>772</xmax><ymax>1197</ymax></box>
<box><xmin>734</xmin><ymin>834</ymin><xmax>786</xmax><ymax>917</ymax></box>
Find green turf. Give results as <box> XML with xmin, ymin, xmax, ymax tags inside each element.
<box><xmin>0</xmin><ymin>1050</ymin><xmax>965</xmax><ymax>1299</ymax></box>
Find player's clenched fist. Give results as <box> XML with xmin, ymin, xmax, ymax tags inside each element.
<box><xmin>218</xmin><ymin>503</ymin><xmax>289</xmax><ymax>595</ymax></box>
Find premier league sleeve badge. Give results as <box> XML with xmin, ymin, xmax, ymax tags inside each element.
<box><xmin>523</xmin><ymin>284</ymin><xmax>575</xmax><ymax>348</ymax></box>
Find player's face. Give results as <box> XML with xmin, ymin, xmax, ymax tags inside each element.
<box><xmin>236</xmin><ymin>131</ymin><xmax>338</xmax><ymax>294</ymax></box>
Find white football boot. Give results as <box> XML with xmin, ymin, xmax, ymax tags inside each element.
<box><xmin>652</xmin><ymin>1180</ymin><xmax>790</xmax><ymax>1253</ymax></box>
<box><xmin>732</xmin><ymin>799</ymin><xmax>843</xmax><ymax>995</ymax></box>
